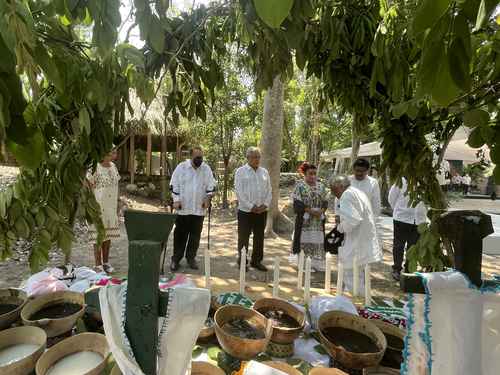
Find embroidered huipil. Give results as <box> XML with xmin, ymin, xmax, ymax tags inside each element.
<box><xmin>234</xmin><ymin>164</ymin><xmax>272</xmax><ymax>213</ymax></box>
<box><xmin>170</xmin><ymin>160</ymin><xmax>216</xmax><ymax>216</ymax></box>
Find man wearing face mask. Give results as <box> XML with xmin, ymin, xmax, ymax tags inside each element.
<box><xmin>170</xmin><ymin>146</ymin><xmax>216</xmax><ymax>271</ymax></box>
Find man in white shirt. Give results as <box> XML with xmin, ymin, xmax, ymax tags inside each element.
<box><xmin>330</xmin><ymin>175</ymin><xmax>382</xmax><ymax>294</ymax></box>
<box><xmin>462</xmin><ymin>174</ymin><xmax>472</xmax><ymax>195</ymax></box>
<box><xmin>388</xmin><ymin>177</ymin><xmax>427</xmax><ymax>281</ymax></box>
<box><xmin>234</xmin><ymin>147</ymin><xmax>272</xmax><ymax>272</ymax></box>
<box><xmin>349</xmin><ymin>158</ymin><xmax>382</xmax><ymax>244</ymax></box>
<box><xmin>170</xmin><ymin>146</ymin><xmax>216</xmax><ymax>271</ymax></box>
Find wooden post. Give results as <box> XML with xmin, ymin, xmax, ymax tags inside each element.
<box><xmin>122</xmin><ymin>141</ymin><xmax>128</xmax><ymax>172</ymax></box>
<box><xmin>130</xmin><ymin>133</ymin><xmax>135</xmax><ymax>184</ymax></box>
<box><xmin>146</xmin><ymin>130</ymin><xmax>152</xmax><ymax>176</ymax></box>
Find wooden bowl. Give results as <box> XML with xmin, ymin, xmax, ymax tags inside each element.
<box><xmin>21</xmin><ymin>291</ymin><xmax>85</xmax><ymax>337</ymax></box>
<box><xmin>253</xmin><ymin>298</ymin><xmax>305</xmax><ymax>344</ymax></box>
<box><xmin>214</xmin><ymin>305</ymin><xmax>272</xmax><ymax>360</ymax></box>
<box><xmin>0</xmin><ymin>326</ymin><xmax>46</xmax><ymax>375</ymax></box>
<box><xmin>0</xmin><ymin>289</ymin><xmax>28</xmax><ymax>331</ymax></box>
<box><xmin>191</xmin><ymin>361</ymin><xmax>225</xmax><ymax>375</ymax></box>
<box><xmin>35</xmin><ymin>333</ymin><xmax>109</xmax><ymax>375</ymax></box>
<box><xmin>318</xmin><ymin>311</ymin><xmax>387</xmax><ymax>369</ymax></box>
<box><xmin>309</xmin><ymin>368</ymin><xmax>349</xmax><ymax>375</ymax></box>
<box><xmin>263</xmin><ymin>361</ymin><xmax>302</xmax><ymax>375</ymax></box>
<box><xmin>370</xmin><ymin>320</ymin><xmax>405</xmax><ymax>369</ymax></box>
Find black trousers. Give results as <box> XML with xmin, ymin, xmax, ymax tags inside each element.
<box><xmin>172</xmin><ymin>215</ymin><xmax>204</xmax><ymax>263</ymax></box>
<box><xmin>392</xmin><ymin>220</ymin><xmax>420</xmax><ymax>273</ymax></box>
<box><xmin>237</xmin><ymin>210</ymin><xmax>267</xmax><ymax>265</ymax></box>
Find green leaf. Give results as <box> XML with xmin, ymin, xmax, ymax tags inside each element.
<box><xmin>467</xmin><ymin>126</ymin><xmax>485</xmax><ymax>148</ymax></box>
<box><xmin>391</xmin><ymin>102</ymin><xmax>409</xmax><ymax>118</ymax></box>
<box><xmin>79</xmin><ymin>107</ymin><xmax>91</xmax><ymax>134</ymax></box>
<box><xmin>448</xmin><ymin>38</ymin><xmax>471</xmax><ymax>91</ymax></box>
<box><xmin>192</xmin><ymin>345</ymin><xmax>203</xmax><ymax>358</ymax></box>
<box><xmin>34</xmin><ymin>44</ymin><xmax>64</xmax><ymax>91</ymax></box>
<box><xmin>463</xmin><ymin>109</ymin><xmax>489</xmax><ymax>128</ymax></box>
<box><xmin>412</xmin><ymin>0</ymin><xmax>452</xmax><ymax>35</ymax></box>
<box><xmin>253</xmin><ymin>0</ymin><xmax>294</xmax><ymax>29</ymax></box>
<box><xmin>314</xmin><ymin>344</ymin><xmax>328</xmax><ymax>355</ymax></box>
<box><xmin>0</xmin><ymin>36</ymin><xmax>16</xmax><ymax>74</ymax></box>
<box><xmin>149</xmin><ymin>16</ymin><xmax>165</xmax><ymax>53</ymax></box>
<box><xmin>493</xmin><ymin>165</ymin><xmax>500</xmax><ymax>184</ymax></box>
<box><xmin>475</xmin><ymin>0</ymin><xmax>498</xmax><ymax>31</ymax></box>
<box><xmin>207</xmin><ymin>346</ymin><xmax>222</xmax><ymax>361</ymax></box>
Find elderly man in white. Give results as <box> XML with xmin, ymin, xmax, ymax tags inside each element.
<box><xmin>330</xmin><ymin>175</ymin><xmax>382</xmax><ymax>295</ymax></box>
<box><xmin>388</xmin><ymin>177</ymin><xmax>427</xmax><ymax>281</ymax></box>
<box><xmin>234</xmin><ymin>147</ymin><xmax>272</xmax><ymax>272</ymax></box>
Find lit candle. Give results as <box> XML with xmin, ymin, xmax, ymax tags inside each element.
<box><xmin>325</xmin><ymin>252</ymin><xmax>332</xmax><ymax>294</ymax></box>
<box><xmin>204</xmin><ymin>247</ymin><xmax>211</xmax><ymax>289</ymax></box>
<box><xmin>336</xmin><ymin>262</ymin><xmax>343</xmax><ymax>296</ymax></box>
<box><xmin>273</xmin><ymin>257</ymin><xmax>280</xmax><ymax>297</ymax></box>
<box><xmin>240</xmin><ymin>249</ymin><xmax>246</xmax><ymax>295</ymax></box>
<box><xmin>297</xmin><ymin>251</ymin><xmax>305</xmax><ymax>289</ymax></box>
<box><xmin>365</xmin><ymin>264</ymin><xmax>371</xmax><ymax>306</ymax></box>
<box><xmin>353</xmin><ymin>256</ymin><xmax>359</xmax><ymax>297</ymax></box>
<box><xmin>304</xmin><ymin>257</ymin><xmax>312</xmax><ymax>305</ymax></box>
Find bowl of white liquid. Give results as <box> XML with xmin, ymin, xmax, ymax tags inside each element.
<box><xmin>0</xmin><ymin>326</ymin><xmax>47</xmax><ymax>375</ymax></box>
<box><xmin>36</xmin><ymin>333</ymin><xmax>109</xmax><ymax>375</ymax></box>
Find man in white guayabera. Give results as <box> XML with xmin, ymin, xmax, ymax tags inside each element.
<box><xmin>234</xmin><ymin>147</ymin><xmax>272</xmax><ymax>272</ymax></box>
<box><xmin>170</xmin><ymin>146</ymin><xmax>216</xmax><ymax>271</ymax></box>
<box><xmin>330</xmin><ymin>175</ymin><xmax>382</xmax><ymax>294</ymax></box>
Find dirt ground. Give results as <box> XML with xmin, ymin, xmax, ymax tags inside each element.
<box><xmin>1</xmin><ymin>188</ymin><xmax>500</xmax><ymax>305</ymax></box>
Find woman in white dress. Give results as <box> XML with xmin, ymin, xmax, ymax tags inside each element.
<box><xmin>87</xmin><ymin>149</ymin><xmax>120</xmax><ymax>273</ymax></box>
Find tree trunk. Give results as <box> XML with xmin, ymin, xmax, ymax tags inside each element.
<box><xmin>350</xmin><ymin>113</ymin><xmax>362</xmax><ymax>165</ymax></box>
<box><xmin>160</xmin><ymin>125</ymin><xmax>168</xmax><ymax>205</ymax></box>
<box><xmin>146</xmin><ymin>130</ymin><xmax>152</xmax><ymax>176</ymax></box>
<box><xmin>222</xmin><ymin>156</ymin><xmax>230</xmax><ymax>209</ymax></box>
<box><xmin>260</xmin><ymin>76</ymin><xmax>285</xmax><ymax>238</ymax></box>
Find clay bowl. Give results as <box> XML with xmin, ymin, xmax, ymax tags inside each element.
<box><xmin>253</xmin><ymin>298</ymin><xmax>305</xmax><ymax>344</ymax></box>
<box><xmin>263</xmin><ymin>361</ymin><xmax>302</xmax><ymax>375</ymax></box>
<box><xmin>214</xmin><ymin>304</ymin><xmax>272</xmax><ymax>360</ymax></box>
<box><xmin>21</xmin><ymin>291</ymin><xmax>85</xmax><ymax>338</ymax></box>
<box><xmin>318</xmin><ymin>311</ymin><xmax>387</xmax><ymax>370</ymax></box>
<box><xmin>198</xmin><ymin>297</ymin><xmax>219</xmax><ymax>342</ymax></box>
<box><xmin>370</xmin><ymin>320</ymin><xmax>405</xmax><ymax>369</ymax></box>
<box><xmin>0</xmin><ymin>326</ymin><xmax>46</xmax><ymax>375</ymax></box>
<box><xmin>309</xmin><ymin>368</ymin><xmax>349</xmax><ymax>375</ymax></box>
<box><xmin>191</xmin><ymin>361</ymin><xmax>225</xmax><ymax>375</ymax></box>
<box><xmin>36</xmin><ymin>332</ymin><xmax>109</xmax><ymax>375</ymax></box>
<box><xmin>0</xmin><ymin>289</ymin><xmax>28</xmax><ymax>331</ymax></box>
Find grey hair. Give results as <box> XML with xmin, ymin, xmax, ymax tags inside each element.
<box><xmin>329</xmin><ymin>175</ymin><xmax>351</xmax><ymax>188</ymax></box>
<box><xmin>246</xmin><ymin>146</ymin><xmax>261</xmax><ymax>158</ymax></box>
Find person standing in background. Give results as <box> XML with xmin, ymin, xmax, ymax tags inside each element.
<box><xmin>234</xmin><ymin>147</ymin><xmax>272</xmax><ymax>272</ymax></box>
<box><xmin>87</xmin><ymin>147</ymin><xmax>120</xmax><ymax>273</ymax></box>
<box><xmin>388</xmin><ymin>177</ymin><xmax>427</xmax><ymax>281</ymax></box>
<box><xmin>170</xmin><ymin>146</ymin><xmax>216</xmax><ymax>271</ymax></box>
<box><xmin>462</xmin><ymin>174</ymin><xmax>472</xmax><ymax>195</ymax></box>
<box><xmin>349</xmin><ymin>158</ymin><xmax>382</xmax><ymax>245</ymax></box>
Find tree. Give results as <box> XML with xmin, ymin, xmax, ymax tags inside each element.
<box><xmin>260</xmin><ymin>76</ymin><xmax>285</xmax><ymax>237</ymax></box>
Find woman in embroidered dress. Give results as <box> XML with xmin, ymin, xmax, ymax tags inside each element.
<box><xmin>87</xmin><ymin>148</ymin><xmax>121</xmax><ymax>273</ymax></box>
<box><xmin>291</xmin><ymin>162</ymin><xmax>329</xmax><ymax>271</ymax></box>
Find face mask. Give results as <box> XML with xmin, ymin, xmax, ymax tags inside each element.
<box><xmin>193</xmin><ymin>156</ymin><xmax>203</xmax><ymax>167</ymax></box>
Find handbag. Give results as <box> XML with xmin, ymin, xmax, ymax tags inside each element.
<box><xmin>324</xmin><ymin>226</ymin><xmax>344</xmax><ymax>255</ymax></box>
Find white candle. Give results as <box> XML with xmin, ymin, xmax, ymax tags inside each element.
<box><xmin>353</xmin><ymin>256</ymin><xmax>359</xmax><ymax>297</ymax></box>
<box><xmin>336</xmin><ymin>262</ymin><xmax>344</xmax><ymax>296</ymax></box>
<box><xmin>273</xmin><ymin>257</ymin><xmax>280</xmax><ymax>297</ymax></box>
<box><xmin>365</xmin><ymin>264</ymin><xmax>372</xmax><ymax>306</ymax></box>
<box><xmin>240</xmin><ymin>249</ymin><xmax>246</xmax><ymax>295</ymax></box>
<box><xmin>304</xmin><ymin>257</ymin><xmax>312</xmax><ymax>305</ymax></box>
<box><xmin>297</xmin><ymin>251</ymin><xmax>305</xmax><ymax>289</ymax></box>
<box><xmin>204</xmin><ymin>247</ymin><xmax>211</xmax><ymax>289</ymax></box>
<box><xmin>325</xmin><ymin>252</ymin><xmax>332</xmax><ymax>293</ymax></box>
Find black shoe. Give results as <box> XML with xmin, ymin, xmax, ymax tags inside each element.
<box><xmin>188</xmin><ymin>259</ymin><xmax>199</xmax><ymax>270</ymax></box>
<box><xmin>392</xmin><ymin>271</ymin><xmax>401</xmax><ymax>282</ymax></box>
<box><xmin>170</xmin><ymin>261</ymin><xmax>180</xmax><ymax>272</ymax></box>
<box><xmin>251</xmin><ymin>263</ymin><xmax>268</xmax><ymax>272</ymax></box>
